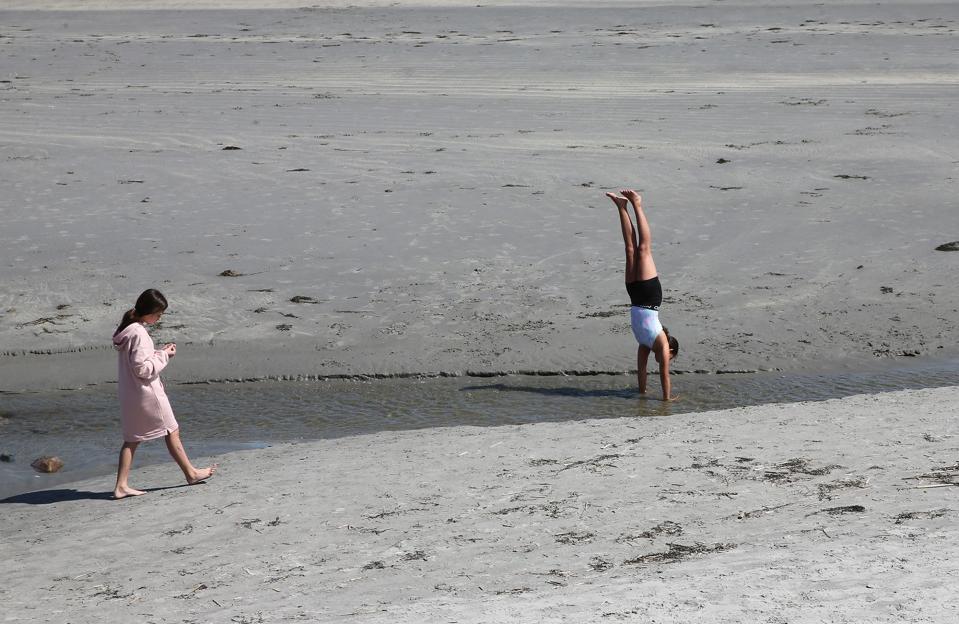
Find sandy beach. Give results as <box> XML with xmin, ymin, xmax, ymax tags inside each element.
<box><xmin>2</xmin><ymin>1</ymin><xmax>959</xmax><ymax>621</ymax></box>
<box><xmin>3</xmin><ymin>385</ymin><xmax>958</xmax><ymax>622</ymax></box>
<box><xmin>2</xmin><ymin>0</ymin><xmax>958</xmax><ymax>390</ymax></box>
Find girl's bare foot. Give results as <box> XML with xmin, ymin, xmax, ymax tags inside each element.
<box><xmin>113</xmin><ymin>486</ymin><xmax>146</xmax><ymax>500</ymax></box>
<box><xmin>619</xmin><ymin>189</ymin><xmax>641</xmax><ymax>207</ymax></box>
<box><xmin>187</xmin><ymin>463</ymin><xmax>218</xmax><ymax>485</ymax></box>
<box><xmin>606</xmin><ymin>191</ymin><xmax>629</xmax><ymax>211</ymax></box>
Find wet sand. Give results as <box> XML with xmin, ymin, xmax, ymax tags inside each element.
<box><xmin>2</xmin><ymin>1</ymin><xmax>959</xmax><ymax>391</ymax></box>
<box><xmin>3</xmin><ymin>385</ymin><xmax>958</xmax><ymax>622</ymax></box>
<box><xmin>3</xmin><ymin>355</ymin><xmax>959</xmax><ymax>500</ymax></box>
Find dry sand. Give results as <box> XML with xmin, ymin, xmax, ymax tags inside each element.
<box><xmin>2</xmin><ymin>0</ymin><xmax>958</xmax><ymax>390</ymax></box>
<box><xmin>3</xmin><ymin>385</ymin><xmax>958</xmax><ymax>622</ymax></box>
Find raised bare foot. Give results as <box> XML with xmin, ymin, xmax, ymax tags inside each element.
<box><xmin>187</xmin><ymin>463</ymin><xmax>218</xmax><ymax>485</ymax></box>
<box><xmin>619</xmin><ymin>188</ymin><xmax>641</xmax><ymax>207</ymax></box>
<box><xmin>113</xmin><ymin>485</ymin><xmax>146</xmax><ymax>500</ymax></box>
<box><xmin>605</xmin><ymin>191</ymin><xmax>628</xmax><ymax>210</ymax></box>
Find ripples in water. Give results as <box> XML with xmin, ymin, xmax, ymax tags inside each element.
<box><xmin>2</xmin><ymin>356</ymin><xmax>957</xmax><ymax>499</ymax></box>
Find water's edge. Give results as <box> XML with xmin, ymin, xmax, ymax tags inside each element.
<box><xmin>2</xmin><ymin>355</ymin><xmax>957</xmax><ymax>501</ymax></box>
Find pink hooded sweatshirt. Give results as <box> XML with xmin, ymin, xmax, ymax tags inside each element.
<box><xmin>113</xmin><ymin>323</ymin><xmax>179</xmax><ymax>442</ymax></box>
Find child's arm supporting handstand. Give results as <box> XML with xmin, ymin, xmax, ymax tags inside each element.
<box><xmin>657</xmin><ymin>338</ymin><xmax>676</xmax><ymax>401</ymax></box>
<box><xmin>637</xmin><ymin>345</ymin><xmax>649</xmax><ymax>394</ymax></box>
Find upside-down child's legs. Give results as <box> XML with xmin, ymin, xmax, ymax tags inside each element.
<box><xmin>621</xmin><ymin>189</ymin><xmax>658</xmax><ymax>281</ymax></box>
<box><xmin>114</xmin><ymin>441</ymin><xmax>145</xmax><ymax>499</ymax></box>
<box><xmin>165</xmin><ymin>429</ymin><xmax>217</xmax><ymax>485</ymax></box>
<box><xmin>606</xmin><ymin>192</ymin><xmax>638</xmax><ymax>281</ymax></box>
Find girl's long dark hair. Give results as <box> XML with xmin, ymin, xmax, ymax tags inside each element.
<box><xmin>114</xmin><ymin>289</ymin><xmax>168</xmax><ymax>336</ymax></box>
<box><xmin>663</xmin><ymin>326</ymin><xmax>680</xmax><ymax>359</ymax></box>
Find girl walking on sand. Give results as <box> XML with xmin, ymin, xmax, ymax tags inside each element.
<box><xmin>112</xmin><ymin>289</ymin><xmax>216</xmax><ymax>499</ymax></box>
<box><xmin>605</xmin><ymin>189</ymin><xmax>680</xmax><ymax>401</ymax></box>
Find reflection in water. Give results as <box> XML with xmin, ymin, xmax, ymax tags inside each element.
<box><xmin>460</xmin><ymin>383</ymin><xmax>638</xmax><ymax>399</ymax></box>
<box><xmin>459</xmin><ymin>383</ymin><xmax>677</xmax><ymax>418</ymax></box>
<box><xmin>1</xmin><ymin>356</ymin><xmax>957</xmax><ymax>499</ymax></box>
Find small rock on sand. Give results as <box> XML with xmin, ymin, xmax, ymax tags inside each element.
<box><xmin>31</xmin><ymin>456</ymin><xmax>64</xmax><ymax>473</ymax></box>
<box><xmin>934</xmin><ymin>241</ymin><xmax>959</xmax><ymax>252</ymax></box>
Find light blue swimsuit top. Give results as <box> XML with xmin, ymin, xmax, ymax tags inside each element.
<box><xmin>630</xmin><ymin>306</ymin><xmax>663</xmax><ymax>349</ymax></box>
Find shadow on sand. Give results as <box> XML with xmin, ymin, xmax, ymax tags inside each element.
<box><xmin>461</xmin><ymin>382</ymin><xmax>638</xmax><ymax>400</ymax></box>
<box><xmin>460</xmin><ymin>383</ymin><xmax>677</xmax><ymax>418</ymax></box>
<box><xmin>1</xmin><ymin>483</ymin><xmax>193</xmax><ymax>505</ymax></box>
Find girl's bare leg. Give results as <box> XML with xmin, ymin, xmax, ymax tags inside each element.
<box><xmin>114</xmin><ymin>442</ymin><xmax>146</xmax><ymax>499</ymax></box>
<box><xmin>165</xmin><ymin>429</ymin><xmax>217</xmax><ymax>485</ymax></box>
<box><xmin>620</xmin><ymin>189</ymin><xmax>658</xmax><ymax>281</ymax></box>
<box><xmin>606</xmin><ymin>192</ymin><xmax>639</xmax><ymax>281</ymax></box>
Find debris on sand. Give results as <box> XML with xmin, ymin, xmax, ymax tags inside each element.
<box><xmin>821</xmin><ymin>505</ymin><xmax>866</xmax><ymax>515</ymax></box>
<box><xmin>623</xmin><ymin>542</ymin><xmax>735</xmax><ymax>565</ymax></box>
<box><xmin>31</xmin><ymin>456</ymin><xmax>64</xmax><ymax>473</ymax></box>
<box><xmin>894</xmin><ymin>509</ymin><xmax>949</xmax><ymax>524</ymax></box>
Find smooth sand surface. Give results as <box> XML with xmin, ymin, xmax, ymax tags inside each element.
<box><xmin>2</xmin><ymin>1</ymin><xmax>959</xmax><ymax>390</ymax></box>
<box><xmin>3</xmin><ymin>385</ymin><xmax>958</xmax><ymax>622</ymax></box>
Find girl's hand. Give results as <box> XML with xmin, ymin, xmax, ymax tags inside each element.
<box><xmin>163</xmin><ymin>343</ymin><xmax>176</xmax><ymax>357</ymax></box>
